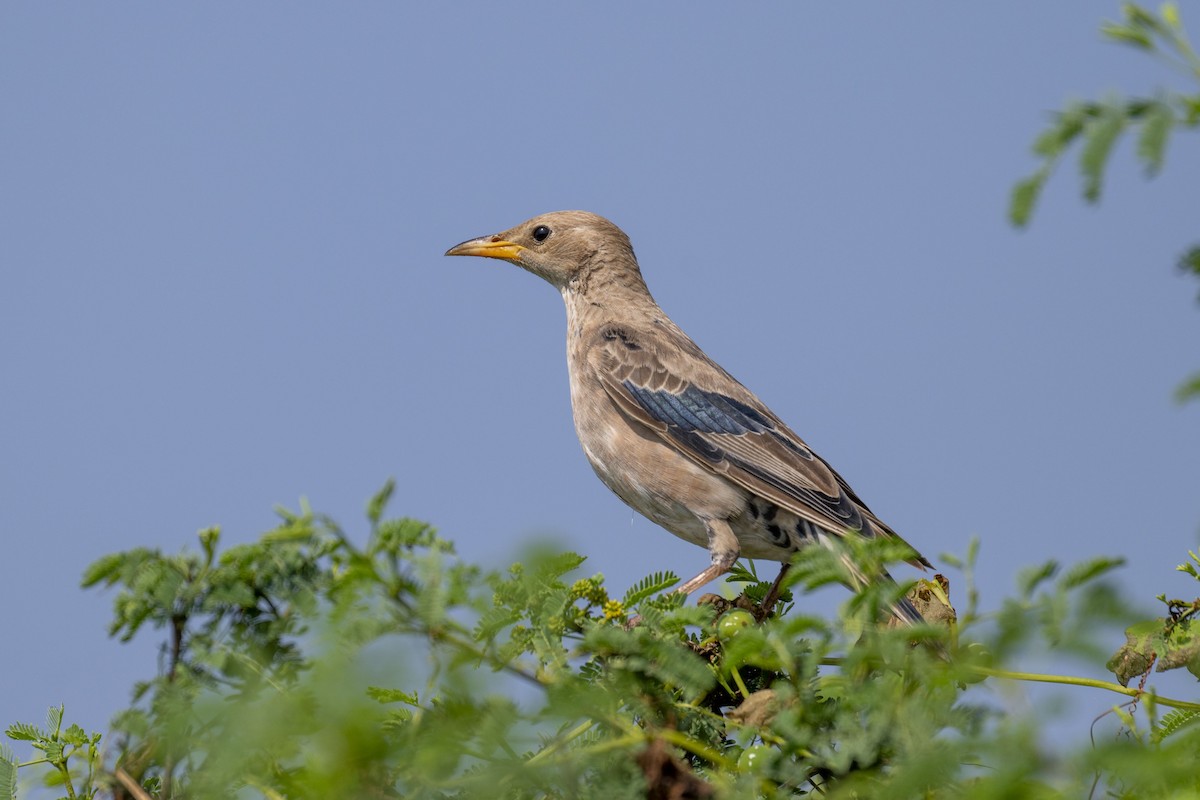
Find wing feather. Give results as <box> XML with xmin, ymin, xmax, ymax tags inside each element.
<box><xmin>590</xmin><ymin>323</ymin><xmax>929</xmax><ymax>567</ymax></box>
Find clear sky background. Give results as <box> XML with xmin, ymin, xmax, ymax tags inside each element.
<box><xmin>3</xmin><ymin>3</ymin><xmax>1199</xmax><ymax>748</ymax></box>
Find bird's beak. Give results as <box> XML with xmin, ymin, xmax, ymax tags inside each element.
<box><xmin>444</xmin><ymin>236</ymin><xmax>525</xmax><ymax>263</ymax></box>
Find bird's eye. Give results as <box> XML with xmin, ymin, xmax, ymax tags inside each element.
<box><xmin>532</xmin><ymin>225</ymin><xmax>551</xmax><ymax>242</ymax></box>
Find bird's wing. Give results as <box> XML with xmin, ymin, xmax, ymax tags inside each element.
<box><xmin>589</xmin><ymin>324</ymin><xmax>927</xmax><ymax>564</ymax></box>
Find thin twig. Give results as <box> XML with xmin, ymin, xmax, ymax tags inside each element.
<box><xmin>113</xmin><ymin>768</ymin><xmax>153</xmax><ymax>800</ymax></box>
<box><xmin>975</xmin><ymin>665</ymin><xmax>1200</xmax><ymax>711</ymax></box>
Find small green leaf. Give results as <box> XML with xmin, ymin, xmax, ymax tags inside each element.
<box><xmin>1125</xmin><ymin>3</ymin><xmax>1167</xmax><ymax>32</ymax></box>
<box><xmin>4</xmin><ymin>722</ymin><xmax>44</xmax><ymax>742</ymax></box>
<box><xmin>1009</xmin><ymin>170</ymin><xmax>1047</xmax><ymax>227</ymax></box>
<box><xmin>373</xmin><ymin>517</ymin><xmax>441</xmax><ymax>553</ymax></box>
<box><xmin>1136</xmin><ymin>100</ymin><xmax>1174</xmax><ymax>174</ymax></box>
<box><xmin>0</xmin><ymin>744</ymin><xmax>16</xmax><ymax>800</ymax></box>
<box><xmin>1183</xmin><ymin>96</ymin><xmax>1200</xmax><ymax>125</ymax></box>
<box><xmin>199</xmin><ymin>526</ymin><xmax>220</xmax><ymax>566</ymax></box>
<box><xmin>1178</xmin><ymin>245</ymin><xmax>1200</xmax><ymax>278</ymax></box>
<box><xmin>622</xmin><ymin>572</ymin><xmax>679</xmax><ymax>606</ymax></box>
<box><xmin>1032</xmin><ymin>104</ymin><xmax>1089</xmax><ymax>158</ymax></box>
<box><xmin>1059</xmin><ymin>556</ymin><xmax>1125</xmax><ymax>589</ymax></box>
<box><xmin>939</xmin><ymin>553</ymin><xmax>963</xmax><ymax>569</ymax></box>
<box><xmin>61</xmin><ymin>724</ymin><xmax>87</xmax><ymax>747</ymax></box>
<box><xmin>45</xmin><ymin>705</ymin><xmax>62</xmax><ymax>737</ymax></box>
<box><xmin>1017</xmin><ymin>560</ymin><xmax>1058</xmax><ymax>596</ymax></box>
<box><xmin>37</xmin><ymin>739</ymin><xmax>63</xmax><ymax>763</ymax></box>
<box><xmin>367</xmin><ymin>478</ymin><xmax>397</xmax><ymax>525</ymax></box>
<box><xmin>262</xmin><ymin>523</ymin><xmax>319</xmax><ymax>544</ymax></box>
<box><xmin>366</xmin><ymin>686</ymin><xmax>419</xmax><ymax>706</ymax></box>
<box><xmin>80</xmin><ymin>552</ymin><xmax>127</xmax><ymax>587</ymax></box>
<box><xmin>1101</xmin><ymin>22</ymin><xmax>1155</xmax><ymax>49</ymax></box>
<box><xmin>1153</xmin><ymin>709</ymin><xmax>1200</xmax><ymax>743</ymax></box>
<box><xmin>1080</xmin><ymin>105</ymin><xmax>1126</xmax><ymax>203</ymax></box>
<box><xmin>1174</xmin><ymin>372</ymin><xmax>1200</xmax><ymax>403</ymax></box>
<box><xmin>966</xmin><ymin>535</ymin><xmax>980</xmax><ymax>567</ymax></box>
<box><xmin>1161</xmin><ymin>2</ymin><xmax>1182</xmax><ymax>30</ymax></box>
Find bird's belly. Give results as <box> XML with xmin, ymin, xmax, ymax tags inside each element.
<box><xmin>603</xmin><ymin>476</ymin><xmax>712</xmax><ymax>550</ymax></box>
<box><xmin>576</xmin><ymin>416</ymin><xmax>738</xmax><ymax>550</ymax></box>
<box><xmin>592</xmin><ymin>449</ymin><xmax>808</xmax><ymax>564</ymax></box>
<box><xmin>575</xmin><ymin>414</ymin><xmax>806</xmax><ymax>565</ymax></box>
<box><xmin>583</xmin><ymin>441</ymin><xmax>716</xmax><ymax>549</ymax></box>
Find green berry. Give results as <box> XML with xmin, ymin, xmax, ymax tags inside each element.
<box><xmin>718</xmin><ymin>609</ymin><xmax>755</xmax><ymax>641</ymax></box>
<box><xmin>737</xmin><ymin>744</ymin><xmax>771</xmax><ymax>771</ymax></box>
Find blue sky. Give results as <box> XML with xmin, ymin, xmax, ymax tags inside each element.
<box><xmin>3</xmin><ymin>3</ymin><xmax>1199</xmax><ymax>746</ymax></box>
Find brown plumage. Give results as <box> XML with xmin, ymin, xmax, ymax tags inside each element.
<box><xmin>446</xmin><ymin>210</ymin><xmax>930</xmax><ymax>622</ymax></box>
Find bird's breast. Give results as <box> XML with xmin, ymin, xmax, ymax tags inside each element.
<box><xmin>565</xmin><ymin>359</ymin><xmax>743</xmax><ymax>546</ymax></box>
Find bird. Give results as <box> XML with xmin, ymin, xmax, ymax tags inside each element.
<box><xmin>445</xmin><ymin>210</ymin><xmax>931</xmax><ymax>624</ymax></box>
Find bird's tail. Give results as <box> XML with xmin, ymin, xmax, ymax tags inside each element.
<box><xmin>827</xmin><ymin>542</ymin><xmax>925</xmax><ymax>627</ymax></box>
<box><xmin>815</xmin><ymin>537</ymin><xmax>948</xmax><ymax>659</ymax></box>
<box><xmin>877</xmin><ymin>567</ymin><xmax>926</xmax><ymax>626</ymax></box>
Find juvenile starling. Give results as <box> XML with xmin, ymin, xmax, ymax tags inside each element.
<box><xmin>447</xmin><ymin>211</ymin><xmax>930</xmax><ymax>623</ymax></box>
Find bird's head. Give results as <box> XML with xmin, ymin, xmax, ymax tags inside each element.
<box><xmin>445</xmin><ymin>210</ymin><xmax>639</xmax><ymax>291</ymax></box>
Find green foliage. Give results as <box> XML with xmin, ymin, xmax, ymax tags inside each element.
<box><xmin>0</xmin><ymin>745</ymin><xmax>16</xmax><ymax>800</ymax></box>
<box><xmin>6</xmin><ymin>484</ymin><xmax>1199</xmax><ymax>798</ymax></box>
<box><xmin>2</xmin><ymin>705</ymin><xmax>102</xmax><ymax>800</ymax></box>
<box><xmin>1004</xmin><ymin>17</ymin><xmax>1200</xmax><ymax>779</ymax></box>
<box><xmin>1011</xmin><ymin>2</ymin><xmax>1200</xmax><ymax>404</ymax></box>
<box><xmin>1152</xmin><ymin>708</ymin><xmax>1200</xmax><ymax>742</ymax></box>
<box><xmin>1011</xmin><ymin>2</ymin><xmax>1200</xmax><ymax>226</ymax></box>
<box><xmin>1176</xmin><ymin>372</ymin><xmax>1200</xmax><ymax>403</ymax></box>
<box><xmin>623</xmin><ymin>571</ymin><xmax>681</xmax><ymax>607</ymax></box>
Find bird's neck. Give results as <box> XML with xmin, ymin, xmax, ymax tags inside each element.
<box><xmin>564</xmin><ymin>253</ymin><xmax>652</xmax><ymax>303</ymax></box>
<box><xmin>562</xmin><ymin>265</ymin><xmax>658</xmax><ymax>325</ymax></box>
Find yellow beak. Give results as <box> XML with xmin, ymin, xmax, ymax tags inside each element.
<box><xmin>444</xmin><ymin>237</ymin><xmax>525</xmax><ymax>263</ymax></box>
